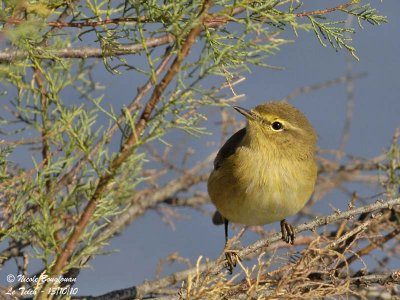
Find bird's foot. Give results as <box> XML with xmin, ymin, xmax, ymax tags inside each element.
<box><xmin>224</xmin><ymin>249</ymin><xmax>240</xmax><ymax>274</ymax></box>
<box><xmin>280</xmin><ymin>219</ymin><xmax>295</xmax><ymax>244</ymax></box>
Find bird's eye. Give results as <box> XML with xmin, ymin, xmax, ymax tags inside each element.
<box><xmin>271</xmin><ymin>121</ymin><xmax>283</xmax><ymax>131</ymax></box>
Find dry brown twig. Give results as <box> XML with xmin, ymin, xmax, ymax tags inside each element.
<box><xmin>0</xmin><ymin>0</ymin><xmax>360</xmax><ymax>62</ymax></box>
<box><xmin>76</xmin><ymin>197</ymin><xmax>400</xmax><ymax>299</ymax></box>
<box><xmin>35</xmin><ymin>2</ymin><xmax>213</xmax><ymax>296</ymax></box>
<box><xmin>1</xmin><ymin>2</ymin><xmax>395</xmax><ymax>298</ymax></box>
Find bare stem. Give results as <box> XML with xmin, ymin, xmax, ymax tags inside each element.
<box><xmin>86</xmin><ymin>197</ymin><xmax>400</xmax><ymax>299</ymax></box>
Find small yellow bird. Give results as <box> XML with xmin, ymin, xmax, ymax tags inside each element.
<box><xmin>208</xmin><ymin>101</ymin><xmax>317</xmax><ymax>272</ymax></box>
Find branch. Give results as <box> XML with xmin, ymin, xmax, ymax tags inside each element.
<box><xmin>162</xmin><ymin>194</ymin><xmax>209</xmax><ymax>207</ymax></box>
<box><xmin>90</xmin><ymin>157</ymin><xmax>212</xmax><ymax>247</ymax></box>
<box><xmin>0</xmin><ymin>6</ymin><xmax>243</xmax><ymax>62</ymax></box>
<box><xmin>350</xmin><ymin>271</ymin><xmax>400</xmax><ymax>289</ymax></box>
<box><xmin>284</xmin><ymin>73</ymin><xmax>367</xmax><ymax>102</ymax></box>
<box><xmin>108</xmin><ymin>0</ymin><xmax>212</xmax><ymax>176</ymax></box>
<box><xmin>295</xmin><ymin>1</ymin><xmax>357</xmax><ymax>17</ymax></box>
<box><xmin>53</xmin><ymin>51</ymin><xmax>173</xmax><ymax>196</ymax></box>
<box><xmin>38</xmin><ymin>0</ymin><xmax>80</xmax><ymax>46</ymax></box>
<box><xmin>12</xmin><ymin>163</ymin><xmax>210</xmax><ymax>297</ymax></box>
<box><xmin>218</xmin><ymin>272</ymin><xmax>400</xmax><ymax>300</ymax></box>
<box><xmin>215</xmin><ymin>272</ymin><xmax>400</xmax><ymax>300</ymax></box>
<box><xmin>0</xmin><ymin>34</ymin><xmax>175</xmax><ymax>62</ymax></box>
<box><xmin>35</xmin><ymin>1</ymin><xmax>213</xmax><ymax>297</ymax></box>
<box><xmin>1</xmin><ymin>1</ymin><xmax>355</xmax><ymax>29</ymax></box>
<box><xmin>0</xmin><ymin>241</ymin><xmax>29</xmax><ymax>267</ymax></box>
<box><xmin>80</xmin><ymin>197</ymin><xmax>400</xmax><ymax>299</ymax></box>
<box><xmin>48</xmin><ymin>16</ymin><xmax>150</xmax><ymax>28</ymax></box>
<box><xmin>39</xmin><ymin>8</ymin><xmax>246</xmax><ymax>195</ymax></box>
<box><xmin>336</xmin><ymin>227</ymin><xmax>400</xmax><ymax>270</ymax></box>
<box><xmin>0</xmin><ymin>1</ymin><xmax>367</xmax><ymax>63</ymax></box>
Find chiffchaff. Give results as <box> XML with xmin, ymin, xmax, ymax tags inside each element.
<box><xmin>207</xmin><ymin>101</ymin><xmax>317</xmax><ymax>272</ymax></box>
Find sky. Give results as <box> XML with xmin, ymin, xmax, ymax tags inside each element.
<box><xmin>75</xmin><ymin>1</ymin><xmax>399</xmax><ymax>296</ymax></box>
<box><xmin>1</xmin><ymin>1</ymin><xmax>399</xmax><ymax>297</ymax></box>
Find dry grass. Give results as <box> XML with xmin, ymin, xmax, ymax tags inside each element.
<box><xmin>149</xmin><ymin>205</ymin><xmax>398</xmax><ymax>300</ymax></box>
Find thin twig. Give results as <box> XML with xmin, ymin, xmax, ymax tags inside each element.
<box><xmin>0</xmin><ymin>241</ymin><xmax>29</xmax><ymax>267</ymax></box>
<box><xmin>284</xmin><ymin>73</ymin><xmax>366</xmax><ymax>102</ymax></box>
<box><xmin>36</xmin><ymin>2</ymin><xmax>212</xmax><ymax>297</ymax></box>
<box><xmin>336</xmin><ymin>227</ymin><xmax>400</xmax><ymax>271</ymax></box>
<box><xmin>38</xmin><ymin>0</ymin><xmax>80</xmax><ymax>46</ymax></box>
<box><xmin>296</xmin><ymin>1</ymin><xmax>356</xmax><ymax>17</ymax></box>
<box><xmin>32</xmin><ymin>65</ymin><xmax>51</xmax><ymax>192</ymax></box>
<box><xmin>337</xmin><ymin>13</ymin><xmax>356</xmax><ymax>161</ymax></box>
<box><xmin>0</xmin><ymin>34</ymin><xmax>176</xmax><ymax>62</ymax></box>
<box><xmin>54</xmin><ymin>52</ymin><xmax>173</xmax><ymax>196</ymax></box>
<box><xmin>0</xmin><ymin>0</ymin><xmax>357</xmax><ymax>62</ymax></box>
<box><xmin>11</xmin><ymin>164</ymin><xmax>210</xmax><ymax>294</ymax></box>
<box><xmin>86</xmin><ymin>197</ymin><xmax>400</xmax><ymax>299</ymax></box>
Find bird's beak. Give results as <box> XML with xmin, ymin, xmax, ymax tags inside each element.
<box><xmin>233</xmin><ymin>106</ymin><xmax>257</xmax><ymax>120</ymax></box>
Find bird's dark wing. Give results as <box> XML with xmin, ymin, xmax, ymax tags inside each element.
<box><xmin>214</xmin><ymin>128</ymin><xmax>246</xmax><ymax>170</ymax></box>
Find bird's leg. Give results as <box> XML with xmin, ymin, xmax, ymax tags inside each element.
<box><xmin>223</xmin><ymin>219</ymin><xmax>240</xmax><ymax>274</ymax></box>
<box><xmin>280</xmin><ymin>219</ymin><xmax>295</xmax><ymax>244</ymax></box>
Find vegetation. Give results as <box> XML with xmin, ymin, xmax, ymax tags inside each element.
<box><xmin>0</xmin><ymin>0</ymin><xmax>398</xmax><ymax>299</ymax></box>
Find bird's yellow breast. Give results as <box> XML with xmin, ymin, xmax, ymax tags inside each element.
<box><xmin>208</xmin><ymin>144</ymin><xmax>317</xmax><ymax>226</ymax></box>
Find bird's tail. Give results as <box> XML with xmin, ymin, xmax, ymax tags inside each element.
<box><xmin>212</xmin><ymin>211</ymin><xmax>225</xmax><ymax>225</ymax></box>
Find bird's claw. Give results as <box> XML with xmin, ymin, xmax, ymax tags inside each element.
<box><xmin>224</xmin><ymin>249</ymin><xmax>240</xmax><ymax>274</ymax></box>
<box><xmin>280</xmin><ymin>219</ymin><xmax>295</xmax><ymax>244</ymax></box>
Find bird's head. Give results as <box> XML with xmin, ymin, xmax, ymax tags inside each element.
<box><xmin>233</xmin><ymin>101</ymin><xmax>317</xmax><ymax>158</ymax></box>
